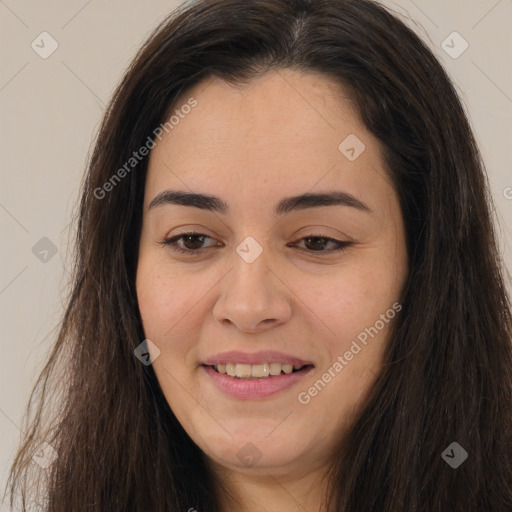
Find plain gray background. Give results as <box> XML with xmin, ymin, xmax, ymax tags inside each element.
<box><xmin>1</xmin><ymin>0</ymin><xmax>511</xmax><ymax>503</ymax></box>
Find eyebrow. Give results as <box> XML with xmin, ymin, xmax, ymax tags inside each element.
<box><xmin>148</xmin><ymin>189</ymin><xmax>371</xmax><ymax>215</ymax></box>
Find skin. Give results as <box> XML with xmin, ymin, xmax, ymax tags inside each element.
<box><xmin>136</xmin><ymin>69</ymin><xmax>408</xmax><ymax>512</ymax></box>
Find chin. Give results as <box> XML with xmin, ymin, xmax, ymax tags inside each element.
<box><xmin>197</xmin><ymin>427</ymin><xmax>307</xmax><ymax>473</ymax></box>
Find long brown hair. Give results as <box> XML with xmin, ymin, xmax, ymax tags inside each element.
<box><xmin>6</xmin><ymin>0</ymin><xmax>512</xmax><ymax>510</ymax></box>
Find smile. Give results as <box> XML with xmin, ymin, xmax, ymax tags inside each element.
<box><xmin>202</xmin><ymin>364</ymin><xmax>314</xmax><ymax>399</ymax></box>
<box><xmin>210</xmin><ymin>362</ymin><xmax>308</xmax><ymax>379</ymax></box>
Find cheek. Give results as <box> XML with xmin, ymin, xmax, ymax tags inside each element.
<box><xmin>136</xmin><ymin>254</ymin><xmax>222</xmax><ymax>371</ymax></box>
<box><xmin>136</xmin><ymin>254</ymin><xmax>193</xmax><ymax>344</ymax></box>
<box><xmin>312</xmin><ymin>258</ymin><xmax>404</xmax><ymax>390</ymax></box>
<box><xmin>310</xmin><ymin>265</ymin><xmax>400</xmax><ymax>337</ymax></box>
<box><xmin>137</xmin><ymin>266</ymin><xmax>171</xmax><ymax>336</ymax></box>
<box><xmin>298</xmin><ymin>270</ymin><xmax>401</xmax><ymax>428</ymax></box>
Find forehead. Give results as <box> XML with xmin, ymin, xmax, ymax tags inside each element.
<box><xmin>145</xmin><ymin>69</ymin><xmax>394</xmax><ymax>215</ymax></box>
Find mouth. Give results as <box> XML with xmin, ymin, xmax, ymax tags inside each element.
<box><xmin>201</xmin><ymin>356</ymin><xmax>315</xmax><ymax>399</ymax></box>
<box><xmin>206</xmin><ymin>362</ymin><xmax>313</xmax><ymax>379</ymax></box>
<box><xmin>201</xmin><ymin>351</ymin><xmax>315</xmax><ymax>398</ymax></box>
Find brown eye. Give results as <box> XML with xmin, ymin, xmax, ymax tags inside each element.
<box><xmin>161</xmin><ymin>232</ymin><xmax>220</xmax><ymax>255</ymax></box>
<box><xmin>161</xmin><ymin>232</ymin><xmax>351</xmax><ymax>257</ymax></box>
<box><xmin>296</xmin><ymin>235</ymin><xmax>352</xmax><ymax>253</ymax></box>
<box><xmin>303</xmin><ymin>236</ymin><xmax>331</xmax><ymax>251</ymax></box>
<box><xmin>180</xmin><ymin>234</ymin><xmax>208</xmax><ymax>250</ymax></box>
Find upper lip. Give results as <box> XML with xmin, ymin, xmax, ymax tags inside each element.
<box><xmin>202</xmin><ymin>350</ymin><xmax>313</xmax><ymax>367</ymax></box>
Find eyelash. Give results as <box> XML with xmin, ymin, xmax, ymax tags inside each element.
<box><xmin>159</xmin><ymin>231</ymin><xmax>352</xmax><ymax>256</ymax></box>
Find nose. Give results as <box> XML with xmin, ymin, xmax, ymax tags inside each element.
<box><xmin>212</xmin><ymin>246</ymin><xmax>293</xmax><ymax>333</ymax></box>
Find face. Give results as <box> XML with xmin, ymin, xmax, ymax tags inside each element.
<box><xmin>136</xmin><ymin>69</ymin><xmax>408</xmax><ymax>481</ymax></box>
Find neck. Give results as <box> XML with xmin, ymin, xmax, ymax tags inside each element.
<box><xmin>211</xmin><ymin>460</ymin><xmax>331</xmax><ymax>512</ymax></box>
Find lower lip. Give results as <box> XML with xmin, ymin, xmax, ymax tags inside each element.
<box><xmin>202</xmin><ymin>365</ymin><xmax>314</xmax><ymax>399</ymax></box>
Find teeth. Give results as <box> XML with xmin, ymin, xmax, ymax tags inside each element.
<box><xmin>269</xmin><ymin>362</ymin><xmax>281</xmax><ymax>375</ymax></box>
<box><xmin>282</xmin><ymin>363</ymin><xmax>293</xmax><ymax>374</ymax></box>
<box><xmin>252</xmin><ymin>363</ymin><xmax>270</xmax><ymax>377</ymax></box>
<box><xmin>235</xmin><ymin>363</ymin><xmax>252</xmax><ymax>378</ymax></box>
<box><xmin>213</xmin><ymin>362</ymin><xmax>305</xmax><ymax>379</ymax></box>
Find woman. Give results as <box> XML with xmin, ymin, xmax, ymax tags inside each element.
<box><xmin>7</xmin><ymin>0</ymin><xmax>512</xmax><ymax>510</ymax></box>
